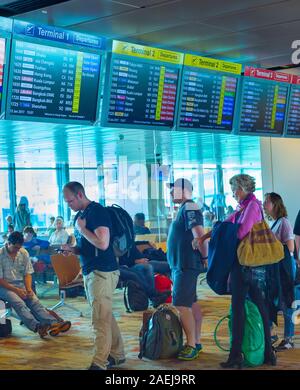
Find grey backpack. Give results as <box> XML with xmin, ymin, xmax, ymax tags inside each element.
<box><xmin>139</xmin><ymin>306</ymin><xmax>183</xmax><ymax>360</ymax></box>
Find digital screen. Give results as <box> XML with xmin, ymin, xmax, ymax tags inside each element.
<box><xmin>7</xmin><ymin>40</ymin><xmax>101</xmax><ymax>123</ymax></box>
<box><xmin>179</xmin><ymin>69</ymin><xmax>238</xmax><ymax>131</ymax></box>
<box><xmin>0</xmin><ymin>38</ymin><xmax>6</xmax><ymax>111</ymax></box>
<box><xmin>286</xmin><ymin>86</ymin><xmax>300</xmax><ymax>137</ymax></box>
<box><xmin>239</xmin><ymin>77</ymin><xmax>289</xmax><ymax>135</ymax></box>
<box><xmin>105</xmin><ymin>56</ymin><xmax>180</xmax><ymax>127</ymax></box>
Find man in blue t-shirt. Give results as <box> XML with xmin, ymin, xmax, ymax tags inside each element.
<box><xmin>62</xmin><ymin>182</ymin><xmax>125</xmax><ymax>370</ymax></box>
<box><xmin>167</xmin><ymin>178</ymin><xmax>208</xmax><ymax>361</ymax></box>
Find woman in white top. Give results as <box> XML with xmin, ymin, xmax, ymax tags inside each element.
<box><xmin>264</xmin><ymin>192</ymin><xmax>297</xmax><ymax>351</ymax></box>
<box><xmin>49</xmin><ymin>217</ymin><xmax>69</xmax><ymax>246</ymax></box>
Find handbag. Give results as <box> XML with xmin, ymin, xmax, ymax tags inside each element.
<box><xmin>237</xmin><ymin>213</ymin><xmax>284</xmax><ymax>267</ymax></box>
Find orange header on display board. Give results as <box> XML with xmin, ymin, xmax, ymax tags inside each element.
<box><xmin>292</xmin><ymin>75</ymin><xmax>300</xmax><ymax>85</ymax></box>
<box><xmin>244</xmin><ymin>66</ymin><xmax>292</xmax><ymax>83</ymax></box>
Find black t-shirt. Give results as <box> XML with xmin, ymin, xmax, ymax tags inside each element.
<box><xmin>167</xmin><ymin>200</ymin><xmax>204</xmax><ymax>270</ymax></box>
<box><xmin>74</xmin><ymin>202</ymin><xmax>118</xmax><ymax>275</ymax></box>
<box><xmin>294</xmin><ymin>210</ymin><xmax>300</xmax><ymax>235</ymax></box>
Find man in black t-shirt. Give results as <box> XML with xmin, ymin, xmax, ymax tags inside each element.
<box><xmin>167</xmin><ymin>178</ymin><xmax>208</xmax><ymax>361</ymax></box>
<box><xmin>62</xmin><ymin>182</ymin><xmax>125</xmax><ymax>370</ymax></box>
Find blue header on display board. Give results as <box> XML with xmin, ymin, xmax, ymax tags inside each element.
<box><xmin>13</xmin><ymin>20</ymin><xmax>106</xmax><ymax>50</ymax></box>
<box><xmin>0</xmin><ymin>16</ymin><xmax>13</xmax><ymax>33</ymax></box>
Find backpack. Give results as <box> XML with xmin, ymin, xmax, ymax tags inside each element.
<box><xmin>124</xmin><ymin>280</ymin><xmax>149</xmax><ymax>312</ymax></box>
<box><xmin>0</xmin><ymin>319</ymin><xmax>12</xmax><ymax>338</ymax></box>
<box><xmin>154</xmin><ymin>274</ymin><xmax>172</xmax><ymax>303</ymax></box>
<box><xmin>139</xmin><ymin>305</ymin><xmax>183</xmax><ymax>360</ymax></box>
<box><xmin>77</xmin><ymin>202</ymin><xmax>135</xmax><ymax>258</ymax></box>
<box><xmin>214</xmin><ymin>299</ymin><xmax>265</xmax><ymax>367</ymax></box>
<box><xmin>106</xmin><ymin>204</ymin><xmax>135</xmax><ymax>257</ymax></box>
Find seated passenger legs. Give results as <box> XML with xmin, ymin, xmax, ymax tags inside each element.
<box><xmin>0</xmin><ymin>232</ymin><xmax>71</xmax><ymax>338</ymax></box>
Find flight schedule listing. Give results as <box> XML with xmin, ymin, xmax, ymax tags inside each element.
<box><xmin>239</xmin><ymin>78</ymin><xmax>288</xmax><ymax>135</ymax></box>
<box><xmin>8</xmin><ymin>40</ymin><xmax>101</xmax><ymax>122</ymax></box>
<box><xmin>0</xmin><ymin>38</ymin><xmax>5</xmax><ymax>110</ymax></box>
<box><xmin>107</xmin><ymin>57</ymin><xmax>179</xmax><ymax>127</ymax></box>
<box><xmin>179</xmin><ymin>70</ymin><xmax>238</xmax><ymax>131</ymax></box>
<box><xmin>286</xmin><ymin>86</ymin><xmax>300</xmax><ymax>136</ymax></box>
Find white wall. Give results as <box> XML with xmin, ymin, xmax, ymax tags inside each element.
<box><xmin>260</xmin><ymin>137</ymin><xmax>300</xmax><ymax>227</ymax></box>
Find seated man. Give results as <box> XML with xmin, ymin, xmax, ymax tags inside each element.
<box><xmin>133</xmin><ymin>213</ymin><xmax>151</xmax><ymax>235</ymax></box>
<box><xmin>119</xmin><ymin>243</ymin><xmax>170</xmax><ymax>307</ymax></box>
<box><xmin>0</xmin><ymin>231</ymin><xmax>71</xmax><ymax>338</ymax></box>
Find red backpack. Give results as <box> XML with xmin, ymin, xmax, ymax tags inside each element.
<box><xmin>154</xmin><ymin>274</ymin><xmax>172</xmax><ymax>303</ymax></box>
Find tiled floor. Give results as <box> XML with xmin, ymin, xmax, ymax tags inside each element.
<box><xmin>0</xmin><ymin>281</ymin><xmax>299</xmax><ymax>370</ymax></box>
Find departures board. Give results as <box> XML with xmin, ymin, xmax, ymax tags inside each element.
<box><xmin>178</xmin><ymin>55</ymin><xmax>241</xmax><ymax>133</ymax></box>
<box><xmin>6</xmin><ymin>40</ymin><xmax>101</xmax><ymax>123</ymax></box>
<box><xmin>238</xmin><ymin>67</ymin><xmax>290</xmax><ymax>136</ymax></box>
<box><xmin>101</xmin><ymin>40</ymin><xmax>184</xmax><ymax>130</ymax></box>
<box><xmin>0</xmin><ymin>38</ymin><xmax>6</xmax><ymax>114</ymax></box>
<box><xmin>4</xmin><ymin>21</ymin><xmax>106</xmax><ymax>124</ymax></box>
<box><xmin>285</xmin><ymin>76</ymin><xmax>300</xmax><ymax>137</ymax></box>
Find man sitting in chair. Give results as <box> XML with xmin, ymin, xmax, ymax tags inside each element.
<box><xmin>0</xmin><ymin>231</ymin><xmax>71</xmax><ymax>338</ymax></box>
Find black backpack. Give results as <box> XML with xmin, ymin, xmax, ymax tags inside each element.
<box><xmin>124</xmin><ymin>280</ymin><xmax>149</xmax><ymax>312</ymax></box>
<box><xmin>77</xmin><ymin>202</ymin><xmax>135</xmax><ymax>258</ymax></box>
<box><xmin>106</xmin><ymin>204</ymin><xmax>135</xmax><ymax>257</ymax></box>
<box><xmin>0</xmin><ymin>319</ymin><xmax>12</xmax><ymax>338</ymax></box>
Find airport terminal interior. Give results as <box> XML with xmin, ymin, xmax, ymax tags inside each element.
<box><xmin>0</xmin><ymin>0</ymin><xmax>300</xmax><ymax>371</ymax></box>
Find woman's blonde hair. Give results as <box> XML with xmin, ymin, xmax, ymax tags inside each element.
<box><xmin>229</xmin><ymin>174</ymin><xmax>256</xmax><ymax>193</ymax></box>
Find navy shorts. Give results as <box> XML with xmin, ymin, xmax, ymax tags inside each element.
<box><xmin>172</xmin><ymin>268</ymin><xmax>200</xmax><ymax>308</ymax></box>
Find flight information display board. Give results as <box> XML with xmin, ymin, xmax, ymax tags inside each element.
<box><xmin>6</xmin><ymin>40</ymin><xmax>101</xmax><ymax>123</ymax></box>
<box><xmin>285</xmin><ymin>75</ymin><xmax>300</xmax><ymax>137</ymax></box>
<box><xmin>101</xmin><ymin>40</ymin><xmax>184</xmax><ymax>130</ymax></box>
<box><xmin>238</xmin><ymin>67</ymin><xmax>290</xmax><ymax>136</ymax></box>
<box><xmin>0</xmin><ymin>38</ymin><xmax>6</xmax><ymax>114</ymax></box>
<box><xmin>178</xmin><ymin>55</ymin><xmax>241</xmax><ymax>132</ymax></box>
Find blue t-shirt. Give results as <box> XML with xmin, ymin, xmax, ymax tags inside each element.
<box><xmin>74</xmin><ymin>202</ymin><xmax>118</xmax><ymax>275</ymax></box>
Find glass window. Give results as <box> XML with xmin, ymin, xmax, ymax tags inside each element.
<box><xmin>69</xmin><ymin>168</ymin><xmax>99</xmax><ymax>202</ymax></box>
<box><xmin>15</xmin><ymin>169</ymin><xmax>59</xmax><ymax>229</ymax></box>
<box><xmin>0</xmin><ymin>170</ymin><xmax>10</xmax><ymax>232</ymax></box>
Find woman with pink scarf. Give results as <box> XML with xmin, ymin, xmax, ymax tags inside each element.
<box><xmin>194</xmin><ymin>174</ymin><xmax>276</xmax><ymax>368</ymax></box>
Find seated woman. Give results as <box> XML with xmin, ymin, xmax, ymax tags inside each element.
<box><xmin>49</xmin><ymin>217</ymin><xmax>69</xmax><ymax>246</ymax></box>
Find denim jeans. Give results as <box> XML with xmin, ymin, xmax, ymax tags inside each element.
<box><xmin>120</xmin><ymin>263</ymin><xmax>156</xmax><ymax>297</ymax></box>
<box><xmin>0</xmin><ymin>284</ymin><xmax>57</xmax><ymax>332</ymax></box>
<box><xmin>282</xmin><ymin>285</ymin><xmax>300</xmax><ymax>339</ymax></box>
<box><xmin>148</xmin><ymin>260</ymin><xmax>170</xmax><ymax>275</ymax></box>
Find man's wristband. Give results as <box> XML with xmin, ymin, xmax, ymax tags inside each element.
<box><xmin>202</xmin><ymin>256</ymin><xmax>208</xmax><ymax>260</ymax></box>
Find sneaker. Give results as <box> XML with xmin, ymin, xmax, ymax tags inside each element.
<box><xmin>88</xmin><ymin>363</ymin><xmax>105</xmax><ymax>370</ymax></box>
<box><xmin>275</xmin><ymin>339</ymin><xmax>294</xmax><ymax>351</ymax></box>
<box><xmin>196</xmin><ymin>343</ymin><xmax>203</xmax><ymax>355</ymax></box>
<box><xmin>49</xmin><ymin>321</ymin><xmax>72</xmax><ymax>337</ymax></box>
<box><xmin>107</xmin><ymin>355</ymin><xmax>126</xmax><ymax>368</ymax></box>
<box><xmin>36</xmin><ymin>324</ymin><xmax>50</xmax><ymax>339</ymax></box>
<box><xmin>177</xmin><ymin>345</ymin><xmax>198</xmax><ymax>361</ymax></box>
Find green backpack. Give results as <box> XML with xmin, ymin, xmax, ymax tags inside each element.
<box><xmin>138</xmin><ymin>306</ymin><xmax>183</xmax><ymax>360</ymax></box>
<box><xmin>214</xmin><ymin>299</ymin><xmax>265</xmax><ymax>367</ymax></box>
